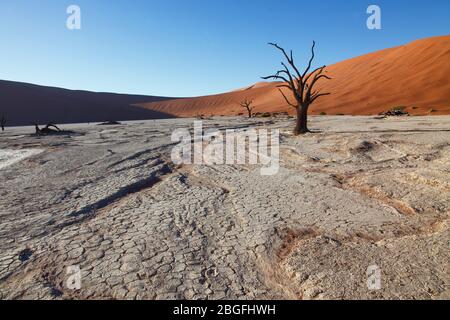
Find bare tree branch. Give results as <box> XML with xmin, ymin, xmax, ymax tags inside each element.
<box><xmin>261</xmin><ymin>73</ymin><xmax>290</xmax><ymax>84</ymax></box>
<box><xmin>264</xmin><ymin>41</ymin><xmax>331</xmax><ymax>134</ymax></box>
<box><xmin>239</xmin><ymin>99</ymin><xmax>255</xmax><ymax>118</ymax></box>
<box><xmin>268</xmin><ymin>42</ymin><xmax>303</xmax><ymax>82</ymax></box>
<box><xmin>0</xmin><ymin>114</ymin><xmax>6</xmax><ymax>131</ymax></box>
<box><xmin>302</xmin><ymin>41</ymin><xmax>316</xmax><ymax>78</ymax></box>
<box><xmin>280</xmin><ymin>62</ymin><xmax>303</xmax><ymax>102</ymax></box>
<box><xmin>310</xmin><ymin>92</ymin><xmax>330</xmax><ymax>103</ymax></box>
<box><xmin>303</xmin><ymin>65</ymin><xmax>326</xmax><ymax>88</ymax></box>
<box><xmin>305</xmin><ymin>73</ymin><xmax>332</xmax><ymax>102</ymax></box>
<box><xmin>276</xmin><ymin>84</ymin><xmax>292</xmax><ymax>90</ymax></box>
<box><xmin>277</xmin><ymin>88</ymin><xmax>296</xmax><ymax>108</ymax></box>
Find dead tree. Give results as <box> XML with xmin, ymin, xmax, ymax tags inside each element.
<box><xmin>262</xmin><ymin>41</ymin><xmax>331</xmax><ymax>135</ymax></box>
<box><xmin>34</xmin><ymin>123</ymin><xmax>61</xmax><ymax>135</ymax></box>
<box><xmin>239</xmin><ymin>99</ymin><xmax>255</xmax><ymax>118</ymax></box>
<box><xmin>0</xmin><ymin>114</ymin><xmax>5</xmax><ymax>131</ymax></box>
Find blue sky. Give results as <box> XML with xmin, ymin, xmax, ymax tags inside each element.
<box><xmin>0</xmin><ymin>0</ymin><xmax>449</xmax><ymax>97</ymax></box>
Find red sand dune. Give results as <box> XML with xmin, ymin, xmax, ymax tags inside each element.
<box><xmin>1</xmin><ymin>35</ymin><xmax>448</xmax><ymax>127</ymax></box>
<box><xmin>139</xmin><ymin>35</ymin><xmax>450</xmax><ymax>116</ymax></box>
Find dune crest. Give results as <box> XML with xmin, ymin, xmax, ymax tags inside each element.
<box><xmin>139</xmin><ymin>35</ymin><xmax>450</xmax><ymax>116</ymax></box>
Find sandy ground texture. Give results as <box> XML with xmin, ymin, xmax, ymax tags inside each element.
<box><xmin>0</xmin><ymin>115</ymin><xmax>449</xmax><ymax>300</ymax></box>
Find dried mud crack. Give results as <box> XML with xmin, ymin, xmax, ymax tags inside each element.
<box><xmin>0</xmin><ymin>116</ymin><xmax>449</xmax><ymax>300</ymax></box>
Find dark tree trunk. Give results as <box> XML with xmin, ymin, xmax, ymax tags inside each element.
<box><xmin>262</xmin><ymin>42</ymin><xmax>331</xmax><ymax>136</ymax></box>
<box><xmin>294</xmin><ymin>105</ymin><xmax>309</xmax><ymax>135</ymax></box>
<box><xmin>247</xmin><ymin>108</ymin><xmax>252</xmax><ymax>118</ymax></box>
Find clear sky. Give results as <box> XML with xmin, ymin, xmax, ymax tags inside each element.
<box><xmin>0</xmin><ymin>0</ymin><xmax>449</xmax><ymax>97</ymax></box>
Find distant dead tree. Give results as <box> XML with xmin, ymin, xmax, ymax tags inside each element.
<box><xmin>262</xmin><ymin>41</ymin><xmax>331</xmax><ymax>135</ymax></box>
<box><xmin>1</xmin><ymin>114</ymin><xmax>5</xmax><ymax>131</ymax></box>
<box><xmin>239</xmin><ymin>99</ymin><xmax>255</xmax><ymax>118</ymax></box>
<box><xmin>34</xmin><ymin>123</ymin><xmax>61</xmax><ymax>135</ymax></box>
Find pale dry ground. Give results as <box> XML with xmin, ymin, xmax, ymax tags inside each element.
<box><xmin>0</xmin><ymin>116</ymin><xmax>449</xmax><ymax>300</ymax></box>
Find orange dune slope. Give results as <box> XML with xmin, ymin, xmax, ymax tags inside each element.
<box><xmin>139</xmin><ymin>35</ymin><xmax>450</xmax><ymax>116</ymax></box>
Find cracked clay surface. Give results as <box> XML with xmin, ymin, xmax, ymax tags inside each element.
<box><xmin>0</xmin><ymin>116</ymin><xmax>449</xmax><ymax>299</ymax></box>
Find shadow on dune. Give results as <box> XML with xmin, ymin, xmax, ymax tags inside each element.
<box><xmin>0</xmin><ymin>80</ymin><xmax>177</xmax><ymax>126</ymax></box>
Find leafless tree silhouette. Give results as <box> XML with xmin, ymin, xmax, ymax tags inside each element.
<box><xmin>1</xmin><ymin>114</ymin><xmax>5</xmax><ymax>131</ymax></box>
<box><xmin>34</xmin><ymin>123</ymin><xmax>61</xmax><ymax>135</ymax></box>
<box><xmin>239</xmin><ymin>99</ymin><xmax>255</xmax><ymax>118</ymax></box>
<box><xmin>262</xmin><ymin>41</ymin><xmax>331</xmax><ymax>135</ymax></box>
